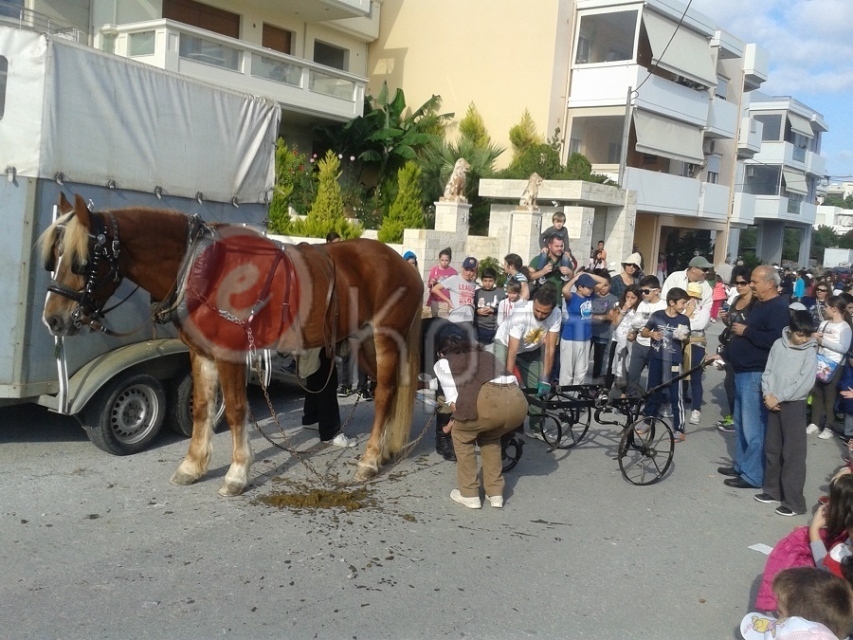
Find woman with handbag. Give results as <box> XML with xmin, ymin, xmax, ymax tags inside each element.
<box><xmin>808</xmin><ymin>296</ymin><xmax>852</xmax><ymax>439</ymax></box>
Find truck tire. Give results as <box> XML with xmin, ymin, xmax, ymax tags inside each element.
<box><xmin>167</xmin><ymin>370</ymin><xmax>225</xmax><ymax>438</ymax></box>
<box><xmin>82</xmin><ymin>373</ymin><xmax>166</xmax><ymax>455</ymax></box>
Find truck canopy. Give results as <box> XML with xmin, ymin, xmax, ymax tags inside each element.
<box><xmin>0</xmin><ymin>27</ymin><xmax>280</xmax><ymax>204</ymax></box>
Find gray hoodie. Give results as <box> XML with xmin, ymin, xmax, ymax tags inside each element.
<box><xmin>760</xmin><ymin>327</ymin><xmax>818</xmax><ymax>402</ymax></box>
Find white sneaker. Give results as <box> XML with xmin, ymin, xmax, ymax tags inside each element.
<box><xmin>486</xmin><ymin>495</ymin><xmax>504</xmax><ymax>508</ymax></box>
<box><xmin>806</xmin><ymin>423</ymin><xmax>820</xmax><ymax>435</ymax></box>
<box><xmin>325</xmin><ymin>433</ymin><xmax>357</xmax><ymax>448</ymax></box>
<box><xmin>689</xmin><ymin>410</ymin><xmax>701</xmax><ymax>425</ymax></box>
<box><xmin>450</xmin><ymin>489</ymin><xmax>482</xmax><ymax>509</ymax></box>
<box><xmin>524</xmin><ymin>428</ymin><xmax>545</xmax><ymax>441</ymax></box>
<box><xmin>818</xmin><ymin>429</ymin><xmax>835</xmax><ymax>440</ymax></box>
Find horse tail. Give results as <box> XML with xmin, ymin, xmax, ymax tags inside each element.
<box><xmin>385</xmin><ymin>311</ymin><xmax>421</xmax><ymax>457</ymax></box>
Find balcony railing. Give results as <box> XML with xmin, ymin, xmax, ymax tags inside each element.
<box><xmin>98</xmin><ymin>20</ymin><xmax>367</xmax><ymax>121</ymax></box>
<box><xmin>622</xmin><ymin>167</ymin><xmax>728</xmax><ymax>219</ymax></box>
<box><xmin>0</xmin><ymin>0</ymin><xmax>83</xmax><ymax>41</ymax></box>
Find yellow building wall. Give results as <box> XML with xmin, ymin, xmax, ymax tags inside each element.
<box><xmin>369</xmin><ymin>0</ymin><xmax>573</xmax><ymax>168</ymax></box>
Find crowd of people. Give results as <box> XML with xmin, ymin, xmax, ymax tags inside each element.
<box><xmin>412</xmin><ymin>214</ymin><xmax>853</xmax><ymax>638</ymax></box>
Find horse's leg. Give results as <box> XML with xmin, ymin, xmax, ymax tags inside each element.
<box><xmin>216</xmin><ymin>361</ymin><xmax>252</xmax><ymax>497</ymax></box>
<box><xmin>355</xmin><ymin>332</ymin><xmax>396</xmax><ymax>481</ymax></box>
<box><xmin>170</xmin><ymin>352</ymin><xmax>218</xmax><ymax>486</ymax></box>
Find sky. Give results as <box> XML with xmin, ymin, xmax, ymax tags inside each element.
<box><xmin>689</xmin><ymin>0</ymin><xmax>853</xmax><ymax>182</ymax></box>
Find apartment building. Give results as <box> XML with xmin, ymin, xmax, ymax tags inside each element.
<box><xmin>732</xmin><ymin>93</ymin><xmax>827</xmax><ymax>266</ymax></box>
<box><xmin>6</xmin><ymin>0</ymin><xmax>380</xmax><ymax>152</ymax></box>
<box><xmin>370</xmin><ymin>0</ymin><xmax>832</xmax><ymax>270</ymax></box>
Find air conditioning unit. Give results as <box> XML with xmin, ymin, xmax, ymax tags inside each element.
<box><xmin>703</xmin><ymin>139</ymin><xmax>716</xmax><ymax>155</ymax></box>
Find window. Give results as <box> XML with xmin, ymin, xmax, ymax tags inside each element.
<box><xmin>707</xmin><ymin>172</ymin><xmax>719</xmax><ymax>184</ymax></box>
<box><xmin>569</xmin><ymin>138</ymin><xmax>581</xmax><ymax>156</ymax></box>
<box><xmin>0</xmin><ymin>0</ymin><xmax>22</xmax><ymax>19</ymax></box>
<box><xmin>163</xmin><ymin>0</ymin><xmax>239</xmax><ymax>39</ymax></box>
<box><xmin>754</xmin><ymin>114</ymin><xmax>782</xmax><ymax>142</ymax></box>
<box><xmin>744</xmin><ymin>164</ymin><xmax>781</xmax><ymax>196</ymax></box>
<box><xmin>0</xmin><ymin>56</ymin><xmax>6</xmax><ymax>120</ymax></box>
<box><xmin>607</xmin><ymin>142</ymin><xmax>622</xmax><ymax>164</ymax></box>
<box><xmin>313</xmin><ymin>40</ymin><xmax>347</xmax><ymax>71</ymax></box>
<box><xmin>129</xmin><ymin>31</ymin><xmax>155</xmax><ymax>56</ymax></box>
<box><xmin>575</xmin><ymin>10</ymin><xmax>638</xmax><ymax>65</ymax></box>
<box><xmin>263</xmin><ymin>23</ymin><xmax>292</xmax><ymax>55</ymax></box>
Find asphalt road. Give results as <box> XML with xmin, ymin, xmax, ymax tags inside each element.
<box><xmin>1</xmin><ymin>323</ymin><xmax>848</xmax><ymax>640</ymax></box>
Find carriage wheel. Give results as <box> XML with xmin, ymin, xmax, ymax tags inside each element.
<box><xmin>501</xmin><ymin>435</ymin><xmax>524</xmax><ymax>473</ymax></box>
<box><xmin>617</xmin><ymin>416</ymin><xmax>674</xmax><ymax>485</ymax></box>
<box><xmin>82</xmin><ymin>373</ymin><xmax>166</xmax><ymax>455</ymax></box>
<box><xmin>554</xmin><ymin>406</ymin><xmax>591</xmax><ymax>449</ymax></box>
<box><xmin>167</xmin><ymin>370</ymin><xmax>226</xmax><ymax>438</ymax></box>
<box><xmin>539</xmin><ymin>415</ymin><xmax>563</xmax><ymax>448</ymax></box>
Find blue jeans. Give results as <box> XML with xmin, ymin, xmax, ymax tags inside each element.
<box><xmin>733</xmin><ymin>371</ymin><xmax>768</xmax><ymax>487</ymax></box>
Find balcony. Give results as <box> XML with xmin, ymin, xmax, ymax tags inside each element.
<box><xmin>623</xmin><ymin>167</ymin><xmax>729</xmax><ymax>219</ymax></box>
<box><xmin>569</xmin><ymin>65</ymin><xmax>710</xmax><ymax>127</ymax></box>
<box><xmin>99</xmin><ymin>20</ymin><xmax>366</xmax><ymax>122</ymax></box>
<box><xmin>282</xmin><ymin>0</ymin><xmax>370</xmax><ymax>21</ymax></box>
<box><xmin>753</xmin><ymin>196</ymin><xmax>817</xmax><ymax>224</ymax></box>
<box><xmin>706</xmin><ymin>96</ymin><xmax>738</xmax><ymax>139</ymax></box>
<box><xmin>743</xmin><ymin>43</ymin><xmax>769</xmax><ymax>92</ymax></box>
<box><xmin>737</xmin><ymin>117</ymin><xmax>762</xmax><ymax>157</ymax></box>
<box><xmin>731</xmin><ymin>192</ymin><xmax>756</xmax><ymax>226</ymax></box>
<box><xmin>753</xmin><ymin>142</ymin><xmax>807</xmax><ymax>170</ymax></box>
<box><xmin>805</xmin><ymin>150</ymin><xmax>826</xmax><ymax>177</ymax></box>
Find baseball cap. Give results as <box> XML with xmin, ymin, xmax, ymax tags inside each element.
<box><xmin>689</xmin><ymin>256</ymin><xmax>713</xmax><ymax>270</ymax></box>
<box><xmin>686</xmin><ymin>283</ymin><xmax>703</xmax><ymax>298</ymax></box>
<box><xmin>402</xmin><ymin>251</ymin><xmax>417</xmax><ymax>261</ymax></box>
<box><xmin>623</xmin><ymin>252</ymin><xmax>643</xmax><ymax>268</ymax></box>
<box><xmin>576</xmin><ymin>273</ymin><xmax>597</xmax><ymax>290</ymax></box>
<box><xmin>789</xmin><ymin>302</ymin><xmax>807</xmax><ymax>311</ymax></box>
<box><xmin>740</xmin><ymin>614</ymin><xmax>839</xmax><ymax>640</ymax></box>
<box><xmin>462</xmin><ymin>257</ymin><xmax>478</xmax><ymax>271</ymax></box>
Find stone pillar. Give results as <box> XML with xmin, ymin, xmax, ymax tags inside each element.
<box><xmin>563</xmin><ymin>206</ymin><xmax>595</xmax><ymax>266</ymax></box>
<box><xmin>756</xmin><ymin>221</ymin><xmax>784</xmax><ymax>266</ymax></box>
<box><xmin>798</xmin><ymin>224</ymin><xmax>812</xmax><ymax>269</ymax></box>
<box><xmin>434</xmin><ymin>200</ymin><xmax>471</xmax><ymax>235</ymax></box>
<box><xmin>508</xmin><ymin>208</ymin><xmax>545</xmax><ymax>262</ymax></box>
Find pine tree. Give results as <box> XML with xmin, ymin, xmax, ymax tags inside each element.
<box><xmin>288</xmin><ymin>150</ymin><xmax>362</xmax><ymax>238</ymax></box>
<box><xmin>459</xmin><ymin>103</ymin><xmax>490</xmax><ymax>148</ymax></box>
<box><xmin>379</xmin><ymin>161</ymin><xmax>424</xmax><ymax>243</ymax></box>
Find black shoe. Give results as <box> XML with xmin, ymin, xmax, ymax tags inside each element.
<box><xmin>838</xmin><ymin>433</ymin><xmax>852</xmax><ymax>444</ymax></box>
<box><xmin>724</xmin><ymin>476</ymin><xmax>758</xmax><ymax>489</ymax></box>
<box><xmin>775</xmin><ymin>506</ymin><xmax>805</xmax><ymax>517</ymax></box>
<box><xmin>717</xmin><ymin>466</ymin><xmax>739</xmax><ymax>477</ymax></box>
<box><xmin>754</xmin><ymin>493</ymin><xmax>777</xmax><ymax>504</ymax></box>
<box><xmin>358</xmin><ymin>386</ymin><xmax>374</xmax><ymax>401</ymax></box>
<box><xmin>435</xmin><ymin>435</ymin><xmax>456</xmax><ymax>462</ymax></box>
<box><xmin>336</xmin><ymin>385</ymin><xmax>352</xmax><ymax>398</ymax></box>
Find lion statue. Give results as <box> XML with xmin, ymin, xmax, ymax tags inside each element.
<box><xmin>441</xmin><ymin>158</ymin><xmax>471</xmax><ymax>202</ymax></box>
<box><xmin>519</xmin><ymin>172</ymin><xmax>544</xmax><ymax>208</ymax></box>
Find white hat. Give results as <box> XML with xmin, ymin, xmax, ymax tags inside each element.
<box><xmin>740</xmin><ymin>614</ymin><xmax>839</xmax><ymax>640</ymax></box>
<box><xmin>789</xmin><ymin>302</ymin><xmax>807</xmax><ymax>311</ymax></box>
<box><xmin>622</xmin><ymin>252</ymin><xmax>642</xmax><ymax>268</ymax></box>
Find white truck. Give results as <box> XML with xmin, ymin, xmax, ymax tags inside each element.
<box><xmin>0</xmin><ymin>24</ymin><xmax>282</xmax><ymax>454</ymax></box>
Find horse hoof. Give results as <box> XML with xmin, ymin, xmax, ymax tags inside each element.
<box><xmin>170</xmin><ymin>470</ymin><xmax>199</xmax><ymax>486</ymax></box>
<box><xmin>218</xmin><ymin>481</ymin><xmax>247</xmax><ymax>497</ymax></box>
<box><xmin>354</xmin><ymin>460</ymin><xmax>378</xmax><ymax>482</ymax></box>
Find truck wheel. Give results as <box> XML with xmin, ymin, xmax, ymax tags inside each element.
<box><xmin>82</xmin><ymin>373</ymin><xmax>166</xmax><ymax>455</ymax></box>
<box><xmin>167</xmin><ymin>370</ymin><xmax>225</xmax><ymax>438</ymax></box>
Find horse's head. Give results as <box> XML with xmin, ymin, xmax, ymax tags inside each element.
<box><xmin>40</xmin><ymin>194</ymin><xmax>124</xmax><ymax>336</ymax></box>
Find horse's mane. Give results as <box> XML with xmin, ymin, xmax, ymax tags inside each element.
<box><xmin>38</xmin><ymin>212</ymin><xmax>90</xmax><ymax>270</ymax></box>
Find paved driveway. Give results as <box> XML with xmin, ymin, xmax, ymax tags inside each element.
<box><xmin>0</xmin><ymin>323</ymin><xmax>846</xmax><ymax>639</ymax></box>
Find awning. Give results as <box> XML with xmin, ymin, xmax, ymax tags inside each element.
<box><xmin>633</xmin><ymin>110</ymin><xmax>705</xmax><ymax>164</ymax></box>
<box><xmin>782</xmin><ymin>169</ymin><xmax>808</xmax><ymax>195</ymax></box>
<box><xmin>642</xmin><ymin>10</ymin><xmax>717</xmax><ymax>88</ymax></box>
<box><xmin>787</xmin><ymin>112</ymin><xmax>814</xmax><ymax>139</ymax></box>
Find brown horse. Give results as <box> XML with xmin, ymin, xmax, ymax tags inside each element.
<box><xmin>40</xmin><ymin>194</ymin><xmax>423</xmax><ymax>496</ymax></box>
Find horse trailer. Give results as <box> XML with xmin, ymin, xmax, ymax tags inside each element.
<box><xmin>0</xmin><ymin>24</ymin><xmax>282</xmax><ymax>453</ymax></box>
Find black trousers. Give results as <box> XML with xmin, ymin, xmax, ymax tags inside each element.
<box><xmin>763</xmin><ymin>400</ymin><xmax>807</xmax><ymax>514</ymax></box>
<box><xmin>303</xmin><ymin>349</ymin><xmax>341</xmax><ymax>441</ymax></box>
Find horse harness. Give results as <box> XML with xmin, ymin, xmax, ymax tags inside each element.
<box><xmin>45</xmin><ymin>210</ymin><xmax>139</xmax><ymax>334</ymax></box>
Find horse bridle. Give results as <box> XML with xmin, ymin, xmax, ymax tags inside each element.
<box><xmin>46</xmin><ymin>211</ymin><xmax>130</xmax><ymax>332</ymax></box>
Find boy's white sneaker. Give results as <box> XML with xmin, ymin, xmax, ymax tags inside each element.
<box><xmin>806</xmin><ymin>423</ymin><xmax>820</xmax><ymax>435</ymax></box>
<box><xmin>450</xmin><ymin>489</ymin><xmax>482</xmax><ymax>509</ymax></box>
<box><xmin>818</xmin><ymin>429</ymin><xmax>834</xmax><ymax>440</ymax></box>
<box><xmin>689</xmin><ymin>410</ymin><xmax>701</xmax><ymax>425</ymax></box>
<box><xmin>325</xmin><ymin>433</ymin><xmax>357</xmax><ymax>448</ymax></box>
<box><xmin>485</xmin><ymin>495</ymin><xmax>504</xmax><ymax>508</ymax></box>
